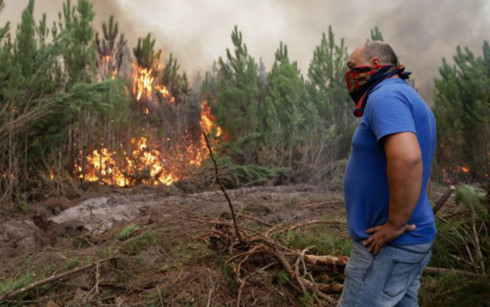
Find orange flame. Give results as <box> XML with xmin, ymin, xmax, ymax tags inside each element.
<box><xmin>131</xmin><ymin>62</ymin><xmax>155</xmax><ymax>101</ymax></box>
<box><xmin>98</xmin><ymin>55</ymin><xmax>119</xmax><ymax>80</ymax></box>
<box><xmin>200</xmin><ymin>100</ymin><xmax>222</xmax><ymax>137</ymax></box>
<box><xmin>77</xmin><ymin>100</ymin><xmax>223</xmax><ymax>186</ymax></box>
<box><xmin>77</xmin><ymin>138</ymin><xmax>177</xmax><ymax>187</ymax></box>
<box><xmin>460</xmin><ymin>166</ymin><xmax>470</xmax><ymax>173</ymax></box>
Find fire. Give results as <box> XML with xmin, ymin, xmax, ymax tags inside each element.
<box><xmin>460</xmin><ymin>166</ymin><xmax>470</xmax><ymax>173</ymax></box>
<box><xmin>131</xmin><ymin>62</ymin><xmax>155</xmax><ymax>101</ymax></box>
<box><xmin>200</xmin><ymin>100</ymin><xmax>222</xmax><ymax>137</ymax></box>
<box><xmin>77</xmin><ymin>138</ymin><xmax>177</xmax><ymax>187</ymax></box>
<box><xmin>77</xmin><ymin>100</ymin><xmax>223</xmax><ymax>186</ymax></box>
<box><xmin>98</xmin><ymin>55</ymin><xmax>119</xmax><ymax>80</ymax></box>
<box><xmin>80</xmin><ymin>56</ymin><xmax>224</xmax><ymax>187</ymax></box>
<box><xmin>156</xmin><ymin>85</ymin><xmax>176</xmax><ymax>104</ymax></box>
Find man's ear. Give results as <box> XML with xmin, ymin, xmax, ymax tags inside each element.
<box><xmin>371</xmin><ymin>57</ymin><xmax>382</xmax><ymax>67</ymax></box>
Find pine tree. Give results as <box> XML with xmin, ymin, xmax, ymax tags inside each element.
<box><xmin>261</xmin><ymin>42</ymin><xmax>307</xmax><ymax>168</ymax></box>
<box><xmin>201</xmin><ymin>61</ymin><xmax>219</xmax><ymax>102</ymax></box>
<box><xmin>216</xmin><ymin>26</ymin><xmax>260</xmax><ymax>143</ymax></box>
<box><xmin>369</xmin><ymin>26</ymin><xmax>384</xmax><ymax>41</ymax></box>
<box><xmin>133</xmin><ymin>33</ymin><xmax>161</xmax><ymax>69</ymax></box>
<box><xmin>58</xmin><ymin>0</ymin><xmax>97</xmax><ymax>85</ymax></box>
<box><xmin>160</xmin><ymin>53</ymin><xmax>189</xmax><ymax>103</ymax></box>
<box><xmin>433</xmin><ymin>41</ymin><xmax>490</xmax><ymax>181</ymax></box>
<box><xmin>95</xmin><ymin>15</ymin><xmax>127</xmax><ymax>79</ymax></box>
<box><xmin>305</xmin><ymin>26</ymin><xmax>355</xmax><ymax>165</ymax></box>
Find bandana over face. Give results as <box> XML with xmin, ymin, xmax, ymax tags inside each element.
<box><xmin>345</xmin><ymin>65</ymin><xmax>411</xmax><ymax>117</ymax></box>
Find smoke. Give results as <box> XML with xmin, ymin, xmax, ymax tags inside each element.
<box><xmin>0</xmin><ymin>0</ymin><xmax>134</xmax><ymax>42</ymax></box>
<box><xmin>1</xmin><ymin>0</ymin><xmax>489</xmax><ymax>102</ymax></box>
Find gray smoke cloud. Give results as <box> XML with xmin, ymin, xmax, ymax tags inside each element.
<box><xmin>1</xmin><ymin>0</ymin><xmax>489</xmax><ymax>102</ymax></box>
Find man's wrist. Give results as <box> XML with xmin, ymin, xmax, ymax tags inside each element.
<box><xmin>386</xmin><ymin>219</ymin><xmax>407</xmax><ymax>231</ymax></box>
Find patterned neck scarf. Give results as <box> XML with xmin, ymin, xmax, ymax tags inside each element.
<box><xmin>345</xmin><ymin>65</ymin><xmax>411</xmax><ymax>117</ymax></box>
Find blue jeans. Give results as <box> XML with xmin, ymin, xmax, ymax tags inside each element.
<box><xmin>338</xmin><ymin>240</ymin><xmax>432</xmax><ymax>307</ymax></box>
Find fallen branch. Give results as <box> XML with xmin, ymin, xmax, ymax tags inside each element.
<box><xmin>423</xmin><ymin>266</ymin><xmax>485</xmax><ymax>278</ymax></box>
<box><xmin>0</xmin><ymin>257</ymin><xmax>116</xmax><ymax>301</ymax></box>
<box><xmin>271</xmin><ymin>219</ymin><xmax>345</xmax><ymax>236</ymax></box>
<box><xmin>304</xmin><ymin>254</ymin><xmax>349</xmax><ymax>267</ymax></box>
<box><xmin>237</xmin><ymin>213</ymin><xmax>273</xmax><ymax>227</ymax></box>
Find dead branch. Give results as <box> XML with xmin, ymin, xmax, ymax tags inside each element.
<box><xmin>271</xmin><ymin>219</ymin><xmax>345</xmax><ymax>236</ymax></box>
<box><xmin>423</xmin><ymin>266</ymin><xmax>485</xmax><ymax>278</ymax></box>
<box><xmin>433</xmin><ymin>185</ymin><xmax>455</xmax><ymax>215</ymax></box>
<box><xmin>304</xmin><ymin>254</ymin><xmax>349</xmax><ymax>267</ymax></box>
<box><xmin>237</xmin><ymin>213</ymin><xmax>273</xmax><ymax>227</ymax></box>
<box><xmin>0</xmin><ymin>257</ymin><xmax>116</xmax><ymax>301</ymax></box>
<box><xmin>203</xmin><ymin>132</ymin><xmax>243</xmax><ymax>243</ymax></box>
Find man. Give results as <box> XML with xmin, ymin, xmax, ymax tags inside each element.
<box><xmin>339</xmin><ymin>41</ymin><xmax>436</xmax><ymax>306</ymax></box>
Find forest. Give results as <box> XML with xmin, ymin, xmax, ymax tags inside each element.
<box><xmin>0</xmin><ymin>0</ymin><xmax>488</xmax><ymax>306</ymax></box>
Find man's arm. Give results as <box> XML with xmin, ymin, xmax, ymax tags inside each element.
<box><xmin>363</xmin><ymin>132</ymin><xmax>423</xmax><ymax>254</ymax></box>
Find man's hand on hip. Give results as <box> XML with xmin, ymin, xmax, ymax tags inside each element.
<box><xmin>363</xmin><ymin>222</ymin><xmax>416</xmax><ymax>254</ymax></box>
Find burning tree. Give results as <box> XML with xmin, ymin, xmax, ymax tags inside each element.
<box><xmin>77</xmin><ymin>25</ymin><xmax>224</xmax><ymax>187</ymax></box>
<box><xmin>95</xmin><ymin>15</ymin><xmax>127</xmax><ymax>80</ymax></box>
<box><xmin>132</xmin><ymin>33</ymin><xmax>161</xmax><ymax>103</ymax></box>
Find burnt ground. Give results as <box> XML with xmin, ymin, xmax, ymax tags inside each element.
<box><xmin>0</xmin><ymin>183</ymin><xmax>459</xmax><ymax>306</ymax></box>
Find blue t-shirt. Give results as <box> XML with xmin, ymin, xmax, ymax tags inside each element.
<box><xmin>343</xmin><ymin>78</ymin><xmax>437</xmax><ymax>245</ymax></box>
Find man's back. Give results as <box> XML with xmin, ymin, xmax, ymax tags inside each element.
<box><xmin>343</xmin><ymin>78</ymin><xmax>437</xmax><ymax>245</ymax></box>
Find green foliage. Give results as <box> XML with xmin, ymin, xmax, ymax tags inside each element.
<box><xmin>369</xmin><ymin>26</ymin><xmax>384</xmax><ymax>41</ymax></box>
<box><xmin>0</xmin><ymin>272</ymin><xmax>34</xmax><ymax>296</ymax></box>
<box><xmin>433</xmin><ymin>41</ymin><xmax>490</xmax><ymax>181</ymax></box>
<box><xmin>160</xmin><ymin>53</ymin><xmax>189</xmax><ymax>102</ymax></box>
<box><xmin>420</xmin><ymin>274</ymin><xmax>490</xmax><ymax>307</ymax></box>
<box><xmin>298</xmin><ymin>293</ymin><xmax>314</xmax><ymax>306</ymax></box>
<box><xmin>216</xmin><ymin>26</ymin><xmax>260</xmax><ymax>145</ymax></box>
<box><xmin>208</xmin><ymin>26</ymin><xmax>356</xmax><ymax>183</ymax></box>
<box><xmin>95</xmin><ymin>15</ymin><xmax>127</xmax><ymax>79</ymax></box>
<box><xmin>216</xmin><ymin>253</ymin><xmax>235</xmax><ymax>284</ymax></box>
<box><xmin>118</xmin><ymin>223</ymin><xmax>139</xmax><ymax>240</ymax></box>
<box><xmin>303</xmin><ymin>26</ymin><xmax>355</xmax><ymax>181</ymax></box>
<box><xmin>431</xmin><ymin>184</ymin><xmax>488</xmax><ymax>274</ymax></box>
<box><xmin>205</xmin><ymin>155</ymin><xmax>290</xmax><ymax>188</ymax></box>
<box><xmin>281</xmin><ymin>227</ymin><xmax>351</xmax><ymax>256</ymax></box>
<box><xmin>133</xmin><ymin>33</ymin><xmax>161</xmax><ymax>69</ymax></box>
<box><xmin>271</xmin><ymin>270</ymin><xmax>289</xmax><ymax>286</ymax></box>
<box><xmin>306</xmin><ymin>26</ymin><xmax>352</xmax><ymax>131</ymax></box>
<box><xmin>260</xmin><ymin>42</ymin><xmax>309</xmax><ymax>168</ymax></box>
<box><xmin>13</xmin><ymin>201</ymin><xmax>27</xmax><ymax>213</ymax></box>
<box><xmin>57</xmin><ymin>0</ymin><xmax>97</xmax><ymax>85</ymax></box>
<box><xmin>0</xmin><ymin>0</ymin><xmax>128</xmax><ymax>202</ymax></box>
<box><xmin>121</xmin><ymin>232</ymin><xmax>156</xmax><ymax>255</ymax></box>
<box><xmin>455</xmin><ymin>184</ymin><xmax>487</xmax><ymax>214</ymax></box>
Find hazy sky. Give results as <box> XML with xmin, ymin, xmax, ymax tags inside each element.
<box><xmin>1</xmin><ymin>0</ymin><xmax>489</xmax><ymax>102</ymax></box>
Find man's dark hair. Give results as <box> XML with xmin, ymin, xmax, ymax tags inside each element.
<box><xmin>362</xmin><ymin>41</ymin><xmax>398</xmax><ymax>65</ymax></box>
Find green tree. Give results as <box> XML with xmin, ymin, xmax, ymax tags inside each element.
<box><xmin>216</xmin><ymin>26</ymin><xmax>260</xmax><ymax>145</ymax></box>
<box><xmin>200</xmin><ymin>61</ymin><xmax>219</xmax><ymax>102</ymax></box>
<box><xmin>160</xmin><ymin>53</ymin><xmax>189</xmax><ymax>103</ymax></box>
<box><xmin>0</xmin><ymin>0</ymin><xmax>122</xmax><ymax>202</ymax></box>
<box><xmin>433</xmin><ymin>41</ymin><xmax>490</xmax><ymax>181</ymax></box>
<box><xmin>261</xmin><ymin>42</ymin><xmax>308</xmax><ymax>168</ymax></box>
<box><xmin>57</xmin><ymin>0</ymin><xmax>97</xmax><ymax>85</ymax></box>
<box><xmin>305</xmin><ymin>26</ymin><xmax>355</xmax><ymax>173</ymax></box>
<box><xmin>369</xmin><ymin>26</ymin><xmax>384</xmax><ymax>41</ymax></box>
<box><xmin>133</xmin><ymin>33</ymin><xmax>161</xmax><ymax>70</ymax></box>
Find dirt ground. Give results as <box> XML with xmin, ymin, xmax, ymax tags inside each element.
<box><xmin>0</xmin><ymin>183</ymin><xmax>452</xmax><ymax>306</ymax></box>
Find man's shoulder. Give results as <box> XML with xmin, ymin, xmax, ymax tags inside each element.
<box><xmin>369</xmin><ymin>78</ymin><xmax>412</xmax><ymax>99</ymax></box>
<box><xmin>367</xmin><ymin>78</ymin><xmax>425</xmax><ymax>113</ymax></box>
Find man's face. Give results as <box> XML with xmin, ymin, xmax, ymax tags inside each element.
<box><xmin>347</xmin><ymin>45</ymin><xmax>376</xmax><ymax>70</ymax></box>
